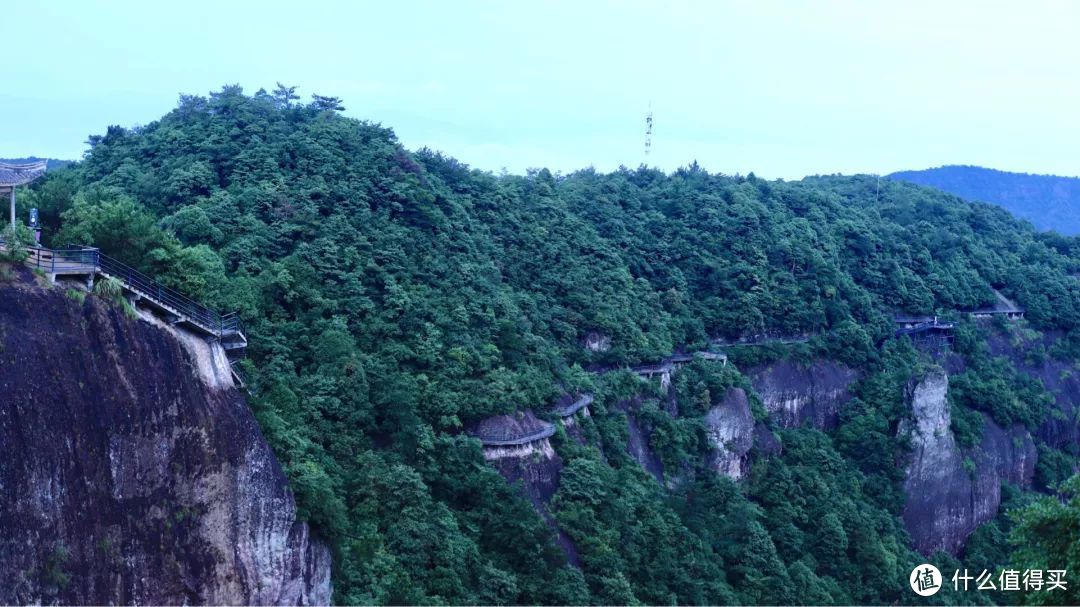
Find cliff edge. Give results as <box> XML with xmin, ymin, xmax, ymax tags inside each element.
<box><xmin>0</xmin><ymin>278</ymin><xmax>331</xmax><ymax>604</ymax></box>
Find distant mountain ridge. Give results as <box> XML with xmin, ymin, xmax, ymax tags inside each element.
<box><xmin>889</xmin><ymin>165</ymin><xmax>1080</xmax><ymax>235</ymax></box>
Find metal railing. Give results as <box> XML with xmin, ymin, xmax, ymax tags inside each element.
<box><xmin>895</xmin><ymin>320</ymin><xmax>957</xmax><ymax>338</ymax></box>
<box><xmin>2</xmin><ymin>238</ymin><xmax>243</xmax><ymax>340</ymax></box>
<box><xmin>470</xmin><ymin>423</ymin><xmax>556</xmax><ymax>446</ymax></box>
<box><xmin>94</xmin><ymin>250</ymin><xmax>234</xmax><ymax>336</ymax></box>
<box><xmin>554</xmin><ymin>394</ymin><xmax>594</xmax><ymax>418</ymax></box>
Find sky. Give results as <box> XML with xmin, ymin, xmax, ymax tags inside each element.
<box><xmin>2</xmin><ymin>0</ymin><xmax>1079</xmax><ymax>179</ymax></box>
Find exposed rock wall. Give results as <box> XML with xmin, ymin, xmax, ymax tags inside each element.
<box><xmin>704</xmin><ymin>388</ymin><xmax>755</xmax><ymax>479</ymax></box>
<box><xmin>901</xmin><ymin>369</ymin><xmax>1035</xmax><ymax>555</ymax></box>
<box><xmin>481</xmin><ymin>437</ymin><xmax>578</xmax><ymax>564</ymax></box>
<box><xmin>621</xmin><ymin>400</ymin><xmax>666</xmax><ymax>484</ymax></box>
<box><xmin>747</xmin><ymin>359</ymin><xmax>858</xmax><ymax>429</ymax></box>
<box><xmin>0</xmin><ymin>282</ymin><xmax>331</xmax><ymax>604</ymax></box>
<box><xmin>482</xmin><ymin>438</ymin><xmax>563</xmax><ymax>504</ymax></box>
<box><xmin>582</xmin><ymin>331</ymin><xmax>612</xmax><ymax>353</ymax></box>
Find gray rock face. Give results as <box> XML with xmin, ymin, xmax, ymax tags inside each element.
<box><xmin>704</xmin><ymin>388</ymin><xmax>755</xmax><ymax>479</ymax></box>
<box><xmin>747</xmin><ymin>359</ymin><xmax>858</xmax><ymax>429</ymax></box>
<box><xmin>582</xmin><ymin>331</ymin><xmax>612</xmax><ymax>352</ymax></box>
<box><xmin>0</xmin><ymin>283</ymin><xmax>331</xmax><ymax>604</ymax></box>
<box><xmin>481</xmin><ymin>437</ymin><xmax>578</xmax><ymax>564</ymax></box>
<box><xmin>483</xmin><ymin>439</ymin><xmax>564</xmax><ymax>504</ymax></box>
<box><xmin>753</xmin><ymin>423</ymin><xmax>782</xmax><ymax>456</ymax></box>
<box><xmin>625</xmin><ymin>410</ymin><xmax>666</xmax><ymax>484</ymax></box>
<box><xmin>901</xmin><ymin>369</ymin><xmax>1035</xmax><ymax>555</ymax></box>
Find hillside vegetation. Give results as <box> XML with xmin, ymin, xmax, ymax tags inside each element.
<box><xmin>14</xmin><ymin>85</ymin><xmax>1080</xmax><ymax>605</ymax></box>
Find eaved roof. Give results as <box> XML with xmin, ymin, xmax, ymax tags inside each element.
<box><xmin>0</xmin><ymin>160</ymin><xmax>48</xmax><ymax>188</ymax></box>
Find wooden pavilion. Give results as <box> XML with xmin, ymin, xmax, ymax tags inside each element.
<box><xmin>0</xmin><ymin>160</ymin><xmax>48</xmax><ymax>230</ymax></box>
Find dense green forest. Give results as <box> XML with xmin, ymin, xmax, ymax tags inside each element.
<box><xmin>10</xmin><ymin>85</ymin><xmax>1080</xmax><ymax>604</ymax></box>
<box><xmin>890</xmin><ymin>165</ymin><xmax>1080</xmax><ymax>236</ymax></box>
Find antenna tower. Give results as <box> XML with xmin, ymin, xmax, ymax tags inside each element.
<box><xmin>645</xmin><ymin>104</ymin><xmax>653</xmax><ymax>157</ymax></box>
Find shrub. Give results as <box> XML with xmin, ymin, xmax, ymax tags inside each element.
<box><xmin>92</xmin><ymin>276</ymin><xmax>123</xmax><ymax>299</ymax></box>
<box><xmin>0</xmin><ymin>222</ymin><xmax>34</xmax><ymax>264</ymax></box>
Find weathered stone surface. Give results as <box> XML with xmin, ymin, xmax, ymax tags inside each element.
<box><xmin>625</xmin><ymin>408</ymin><xmax>666</xmax><ymax>484</ymax></box>
<box><xmin>747</xmin><ymin>359</ymin><xmax>858</xmax><ymax>429</ymax></box>
<box><xmin>752</xmin><ymin>422</ymin><xmax>782</xmax><ymax>457</ymax></box>
<box><xmin>704</xmin><ymin>388</ymin><xmax>755</xmax><ymax>479</ymax></box>
<box><xmin>484</xmin><ymin>439</ymin><xmax>563</xmax><ymax>502</ymax></box>
<box><xmin>900</xmin><ymin>369</ymin><xmax>1035</xmax><ymax>555</ymax></box>
<box><xmin>0</xmin><ymin>282</ymin><xmax>330</xmax><ymax>605</ymax></box>
<box><xmin>481</xmin><ymin>434</ymin><xmax>576</xmax><ymax>564</ymax></box>
<box><xmin>582</xmin><ymin>331</ymin><xmax>612</xmax><ymax>352</ymax></box>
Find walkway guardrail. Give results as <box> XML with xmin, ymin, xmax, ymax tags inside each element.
<box><xmin>471</xmin><ymin>424</ymin><xmax>556</xmax><ymax>446</ymax></box>
<box><xmin>2</xmin><ymin>238</ymin><xmax>243</xmax><ymax>341</ymax></box>
<box><xmin>554</xmin><ymin>394</ymin><xmax>594</xmax><ymax>418</ymax></box>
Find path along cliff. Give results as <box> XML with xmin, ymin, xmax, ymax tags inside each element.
<box><xmin>0</xmin><ymin>272</ymin><xmax>331</xmax><ymax>604</ymax></box>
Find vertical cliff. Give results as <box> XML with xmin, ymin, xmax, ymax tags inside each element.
<box><xmin>704</xmin><ymin>388</ymin><xmax>755</xmax><ymax>479</ymax></box>
<box><xmin>0</xmin><ymin>279</ymin><xmax>331</xmax><ymax>604</ymax></box>
<box><xmin>472</xmin><ymin>412</ymin><xmax>576</xmax><ymax>564</ymax></box>
<box><xmin>901</xmin><ymin>368</ymin><xmax>1035</xmax><ymax>555</ymax></box>
<box><xmin>747</xmin><ymin>359</ymin><xmax>858</xmax><ymax>429</ymax></box>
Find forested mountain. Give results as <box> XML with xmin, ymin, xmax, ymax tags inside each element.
<box><xmin>11</xmin><ymin>85</ymin><xmax>1080</xmax><ymax>605</ymax></box>
<box><xmin>890</xmin><ymin>165</ymin><xmax>1080</xmax><ymax>235</ymax></box>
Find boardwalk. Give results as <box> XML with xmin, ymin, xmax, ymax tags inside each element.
<box><xmin>468</xmin><ymin>411</ymin><xmax>555</xmax><ymax>446</ymax></box>
<box><xmin>894</xmin><ymin>319</ymin><xmax>956</xmax><ymax>338</ymax></box>
<box><xmin>2</xmin><ymin>241</ymin><xmax>247</xmax><ymax>384</ymax></box>
<box><xmin>553</xmin><ymin>393</ymin><xmax>594</xmax><ymax>418</ymax></box>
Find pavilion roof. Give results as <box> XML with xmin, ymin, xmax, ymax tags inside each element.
<box><xmin>0</xmin><ymin>160</ymin><xmax>48</xmax><ymax>188</ymax></box>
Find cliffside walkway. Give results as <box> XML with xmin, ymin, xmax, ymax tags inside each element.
<box><xmin>473</xmin><ymin>424</ymin><xmax>556</xmax><ymax>447</ymax></box>
<box><xmin>554</xmin><ymin>394</ymin><xmax>594</xmax><ymax>418</ymax></box>
<box><xmin>629</xmin><ymin>350</ymin><xmax>727</xmax><ymax>377</ymax></box>
<box><xmin>2</xmin><ymin>240</ymin><xmax>248</xmax><ymax>359</ymax></box>
<box><xmin>894</xmin><ymin>319</ymin><xmax>956</xmax><ymax>338</ymax></box>
<box><xmin>469</xmin><ymin>411</ymin><xmax>557</xmax><ymax>447</ymax></box>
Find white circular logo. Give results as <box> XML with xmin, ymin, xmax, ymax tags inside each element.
<box><xmin>910</xmin><ymin>564</ymin><xmax>942</xmax><ymax>597</ymax></box>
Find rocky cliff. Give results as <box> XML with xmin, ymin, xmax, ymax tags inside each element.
<box><xmin>747</xmin><ymin>359</ymin><xmax>858</xmax><ymax>429</ymax></box>
<box><xmin>901</xmin><ymin>368</ymin><xmax>1035</xmax><ymax>555</ymax></box>
<box><xmin>704</xmin><ymin>388</ymin><xmax>755</xmax><ymax>479</ymax></box>
<box><xmin>0</xmin><ymin>278</ymin><xmax>331</xmax><ymax>604</ymax></box>
<box><xmin>474</xmin><ymin>413</ymin><xmax>575</xmax><ymax>564</ymax></box>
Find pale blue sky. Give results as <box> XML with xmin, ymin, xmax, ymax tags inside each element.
<box><xmin>3</xmin><ymin>0</ymin><xmax>1078</xmax><ymax>178</ymax></box>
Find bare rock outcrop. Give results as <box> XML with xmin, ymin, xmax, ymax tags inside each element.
<box><xmin>469</xmin><ymin>411</ymin><xmax>575</xmax><ymax>563</ymax></box>
<box><xmin>469</xmin><ymin>411</ymin><xmax>562</xmax><ymax>502</ymax></box>
<box><xmin>0</xmin><ymin>282</ymin><xmax>331</xmax><ymax>604</ymax></box>
<box><xmin>747</xmin><ymin>359</ymin><xmax>857</xmax><ymax>429</ymax></box>
<box><xmin>582</xmin><ymin>331</ymin><xmax>612</xmax><ymax>353</ymax></box>
<box><xmin>901</xmin><ymin>368</ymin><xmax>1035</xmax><ymax>555</ymax></box>
<box><xmin>704</xmin><ymin>388</ymin><xmax>755</xmax><ymax>479</ymax></box>
<box><xmin>625</xmin><ymin>409</ymin><xmax>666</xmax><ymax>484</ymax></box>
